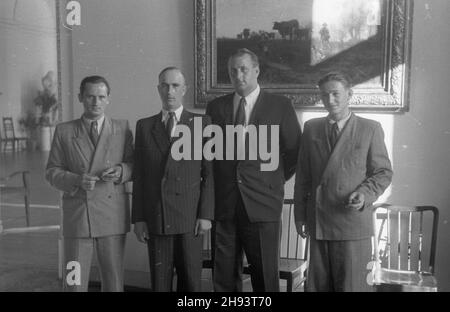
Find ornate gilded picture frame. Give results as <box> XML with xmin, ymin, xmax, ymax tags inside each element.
<box><xmin>194</xmin><ymin>0</ymin><xmax>413</xmax><ymax>112</ymax></box>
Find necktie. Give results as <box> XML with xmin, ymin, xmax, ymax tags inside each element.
<box><xmin>329</xmin><ymin>122</ymin><xmax>339</xmax><ymax>148</ymax></box>
<box><xmin>234</xmin><ymin>97</ymin><xmax>247</xmax><ymax>160</ymax></box>
<box><xmin>234</xmin><ymin>97</ymin><xmax>246</xmax><ymax>126</ymax></box>
<box><xmin>90</xmin><ymin>120</ymin><xmax>99</xmax><ymax>147</ymax></box>
<box><xmin>166</xmin><ymin>112</ymin><xmax>176</xmax><ymax>138</ymax></box>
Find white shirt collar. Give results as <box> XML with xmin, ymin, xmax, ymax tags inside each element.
<box><xmin>82</xmin><ymin>115</ymin><xmax>105</xmax><ymax>134</ymax></box>
<box><xmin>161</xmin><ymin>105</ymin><xmax>183</xmax><ymax>123</ymax></box>
<box><xmin>233</xmin><ymin>84</ymin><xmax>260</xmax><ymax>125</ymax></box>
<box><xmin>328</xmin><ymin>112</ymin><xmax>352</xmax><ymax>131</ymax></box>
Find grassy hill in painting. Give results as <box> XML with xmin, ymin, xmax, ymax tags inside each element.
<box><xmin>216</xmin><ymin>35</ymin><xmax>382</xmax><ymax>86</ymax></box>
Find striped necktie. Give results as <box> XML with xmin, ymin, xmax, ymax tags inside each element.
<box><xmin>166</xmin><ymin>112</ymin><xmax>176</xmax><ymax>138</ymax></box>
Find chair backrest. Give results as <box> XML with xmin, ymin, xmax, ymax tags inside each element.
<box><xmin>280</xmin><ymin>199</ymin><xmax>309</xmax><ymax>260</ymax></box>
<box><xmin>372</xmin><ymin>204</ymin><xmax>439</xmax><ymax>274</ymax></box>
<box><xmin>3</xmin><ymin>117</ymin><xmax>16</xmax><ymax>139</ymax></box>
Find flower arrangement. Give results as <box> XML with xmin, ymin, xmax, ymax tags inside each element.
<box><xmin>18</xmin><ymin>111</ymin><xmax>40</xmax><ymax>150</ymax></box>
<box><xmin>18</xmin><ymin>112</ymin><xmax>39</xmax><ymax>131</ymax></box>
<box><xmin>34</xmin><ymin>90</ymin><xmax>57</xmax><ymax>126</ymax></box>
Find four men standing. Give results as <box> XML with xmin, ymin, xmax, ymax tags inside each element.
<box><xmin>46</xmin><ymin>51</ymin><xmax>392</xmax><ymax>293</ymax></box>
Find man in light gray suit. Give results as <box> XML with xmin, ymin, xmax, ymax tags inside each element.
<box><xmin>294</xmin><ymin>72</ymin><xmax>393</xmax><ymax>292</ymax></box>
<box><xmin>46</xmin><ymin>76</ymin><xmax>133</xmax><ymax>291</ymax></box>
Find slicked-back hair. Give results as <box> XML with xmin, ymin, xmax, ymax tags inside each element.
<box><xmin>228</xmin><ymin>48</ymin><xmax>260</xmax><ymax>68</ymax></box>
<box><xmin>79</xmin><ymin>76</ymin><xmax>111</xmax><ymax>95</ymax></box>
<box><xmin>158</xmin><ymin>66</ymin><xmax>185</xmax><ymax>84</ymax></box>
<box><xmin>318</xmin><ymin>72</ymin><xmax>352</xmax><ymax>90</ymax></box>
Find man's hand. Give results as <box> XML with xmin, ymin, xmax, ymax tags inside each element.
<box><xmin>101</xmin><ymin>165</ymin><xmax>122</xmax><ymax>182</ymax></box>
<box><xmin>346</xmin><ymin>192</ymin><xmax>365</xmax><ymax>210</ymax></box>
<box><xmin>78</xmin><ymin>173</ymin><xmax>100</xmax><ymax>191</ymax></box>
<box><xmin>134</xmin><ymin>222</ymin><xmax>149</xmax><ymax>243</ymax></box>
<box><xmin>194</xmin><ymin>219</ymin><xmax>212</xmax><ymax>236</ymax></box>
<box><xmin>295</xmin><ymin>221</ymin><xmax>308</xmax><ymax>238</ymax></box>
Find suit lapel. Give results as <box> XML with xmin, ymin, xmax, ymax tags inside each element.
<box><xmin>89</xmin><ymin>117</ymin><xmax>113</xmax><ymax>174</ymax></box>
<box><xmin>152</xmin><ymin>112</ymin><xmax>171</xmax><ymax>155</ymax></box>
<box><xmin>310</xmin><ymin>119</ymin><xmax>330</xmax><ymax>172</ymax></box>
<box><xmin>224</xmin><ymin>95</ymin><xmax>234</xmax><ymax>125</ymax></box>
<box><xmin>175</xmin><ymin>109</ymin><xmax>194</xmax><ymax>158</ymax></box>
<box><xmin>320</xmin><ymin>114</ymin><xmax>357</xmax><ymax>182</ymax></box>
<box><xmin>249</xmin><ymin>91</ymin><xmax>264</xmax><ymax>126</ymax></box>
<box><xmin>178</xmin><ymin>108</ymin><xmax>193</xmax><ymax>127</ymax></box>
<box><xmin>165</xmin><ymin>109</ymin><xmax>194</xmax><ymax>170</ymax></box>
<box><xmin>72</xmin><ymin>119</ymin><xmax>94</xmax><ymax>165</ymax></box>
<box><xmin>332</xmin><ymin>114</ymin><xmax>356</xmax><ymax>156</ymax></box>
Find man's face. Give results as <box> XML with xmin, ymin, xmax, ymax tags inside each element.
<box><xmin>320</xmin><ymin>80</ymin><xmax>352</xmax><ymax>121</ymax></box>
<box><xmin>79</xmin><ymin>82</ymin><xmax>110</xmax><ymax>120</ymax></box>
<box><xmin>158</xmin><ymin>69</ymin><xmax>186</xmax><ymax>111</ymax></box>
<box><xmin>228</xmin><ymin>54</ymin><xmax>259</xmax><ymax>97</ymax></box>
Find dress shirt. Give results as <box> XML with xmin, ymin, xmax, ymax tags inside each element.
<box><xmin>233</xmin><ymin>84</ymin><xmax>260</xmax><ymax>127</ymax></box>
<box><xmin>82</xmin><ymin>115</ymin><xmax>105</xmax><ymax>135</ymax></box>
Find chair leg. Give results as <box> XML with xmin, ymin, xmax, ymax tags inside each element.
<box><xmin>24</xmin><ymin>195</ymin><xmax>30</xmax><ymax>227</ymax></box>
<box><xmin>286</xmin><ymin>276</ymin><xmax>293</xmax><ymax>292</ymax></box>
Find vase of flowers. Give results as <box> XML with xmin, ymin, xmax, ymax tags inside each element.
<box><xmin>35</xmin><ymin>90</ymin><xmax>57</xmax><ymax>126</ymax></box>
<box><xmin>18</xmin><ymin>112</ymin><xmax>39</xmax><ymax>151</ymax></box>
<box><xmin>34</xmin><ymin>71</ymin><xmax>59</xmax><ymax>151</ymax></box>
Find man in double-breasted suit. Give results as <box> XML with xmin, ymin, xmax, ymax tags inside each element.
<box><xmin>206</xmin><ymin>49</ymin><xmax>301</xmax><ymax>292</ymax></box>
<box><xmin>132</xmin><ymin>67</ymin><xmax>214</xmax><ymax>292</ymax></box>
<box><xmin>294</xmin><ymin>72</ymin><xmax>393</xmax><ymax>291</ymax></box>
<box><xmin>46</xmin><ymin>76</ymin><xmax>133</xmax><ymax>291</ymax></box>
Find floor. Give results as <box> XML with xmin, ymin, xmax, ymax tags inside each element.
<box><xmin>0</xmin><ymin>149</ymin><xmax>300</xmax><ymax>292</ymax></box>
<box><xmin>1</xmin><ymin>149</ymin><xmax>62</xmax><ymax>291</ymax></box>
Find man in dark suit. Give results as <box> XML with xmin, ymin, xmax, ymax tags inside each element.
<box><xmin>294</xmin><ymin>72</ymin><xmax>393</xmax><ymax>291</ymax></box>
<box><xmin>46</xmin><ymin>76</ymin><xmax>134</xmax><ymax>291</ymax></box>
<box><xmin>132</xmin><ymin>67</ymin><xmax>214</xmax><ymax>292</ymax></box>
<box><xmin>206</xmin><ymin>49</ymin><xmax>301</xmax><ymax>292</ymax></box>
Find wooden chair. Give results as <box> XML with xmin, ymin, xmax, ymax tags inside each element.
<box><xmin>370</xmin><ymin>203</ymin><xmax>439</xmax><ymax>292</ymax></box>
<box><xmin>203</xmin><ymin>199</ymin><xmax>309</xmax><ymax>292</ymax></box>
<box><xmin>2</xmin><ymin>117</ymin><xmax>28</xmax><ymax>152</ymax></box>
<box><xmin>0</xmin><ymin>170</ymin><xmax>31</xmax><ymax>227</ymax></box>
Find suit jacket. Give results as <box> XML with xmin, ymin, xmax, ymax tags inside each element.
<box><xmin>206</xmin><ymin>91</ymin><xmax>301</xmax><ymax>222</ymax></box>
<box><xmin>294</xmin><ymin>114</ymin><xmax>393</xmax><ymax>240</ymax></box>
<box><xmin>131</xmin><ymin>109</ymin><xmax>214</xmax><ymax>235</ymax></box>
<box><xmin>45</xmin><ymin>117</ymin><xmax>134</xmax><ymax>238</ymax></box>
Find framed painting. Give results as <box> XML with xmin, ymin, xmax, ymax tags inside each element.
<box><xmin>194</xmin><ymin>0</ymin><xmax>413</xmax><ymax>112</ymax></box>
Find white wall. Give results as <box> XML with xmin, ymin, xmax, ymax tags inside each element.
<box><xmin>65</xmin><ymin>0</ymin><xmax>194</xmax><ymax>133</ymax></box>
<box><xmin>59</xmin><ymin>0</ymin><xmax>450</xmax><ymax>290</ymax></box>
<box><xmin>389</xmin><ymin>0</ymin><xmax>450</xmax><ymax>290</ymax></box>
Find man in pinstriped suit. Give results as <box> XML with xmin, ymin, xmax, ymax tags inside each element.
<box><xmin>132</xmin><ymin>67</ymin><xmax>214</xmax><ymax>292</ymax></box>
